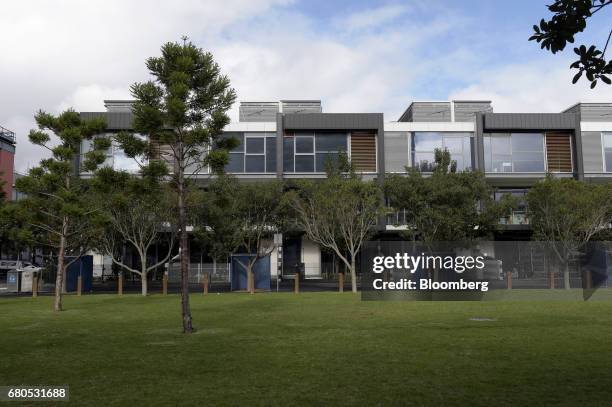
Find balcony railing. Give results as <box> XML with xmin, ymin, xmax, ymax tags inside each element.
<box><xmin>0</xmin><ymin>125</ymin><xmax>15</xmax><ymax>144</ymax></box>
<box><xmin>386</xmin><ymin>209</ymin><xmax>409</xmax><ymax>226</ymax></box>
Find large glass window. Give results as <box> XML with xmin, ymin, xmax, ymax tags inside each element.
<box><xmin>80</xmin><ymin>134</ymin><xmax>147</xmax><ymax>174</ymax></box>
<box><xmin>113</xmin><ymin>142</ymin><xmax>143</xmax><ymax>173</ymax></box>
<box><xmin>603</xmin><ymin>133</ymin><xmax>612</xmax><ymax>172</ymax></box>
<box><xmin>384</xmin><ymin>132</ymin><xmax>409</xmax><ymax>172</ymax></box>
<box><xmin>284</xmin><ymin>132</ymin><xmax>348</xmax><ymax>173</ymax></box>
<box><xmin>411</xmin><ymin>132</ymin><xmax>472</xmax><ymax>172</ymax></box>
<box><xmin>484</xmin><ymin>133</ymin><xmax>544</xmax><ymax>173</ymax></box>
<box><xmin>224</xmin><ymin>132</ymin><xmax>276</xmax><ymax>173</ymax></box>
<box><xmin>294</xmin><ymin>133</ymin><xmax>315</xmax><ymax>172</ymax></box>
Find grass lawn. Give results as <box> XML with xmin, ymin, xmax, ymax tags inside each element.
<box><xmin>2</xmin><ymin>292</ymin><xmax>612</xmax><ymax>406</ymax></box>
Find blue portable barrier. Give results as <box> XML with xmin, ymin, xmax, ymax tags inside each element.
<box><xmin>231</xmin><ymin>254</ymin><xmax>271</xmax><ymax>291</ymax></box>
<box><xmin>65</xmin><ymin>255</ymin><xmax>93</xmax><ymax>292</ymax></box>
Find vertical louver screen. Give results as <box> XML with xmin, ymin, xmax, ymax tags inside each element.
<box><xmin>545</xmin><ymin>132</ymin><xmax>572</xmax><ymax>173</ymax></box>
<box><xmin>350</xmin><ymin>132</ymin><xmax>377</xmax><ymax>172</ymax></box>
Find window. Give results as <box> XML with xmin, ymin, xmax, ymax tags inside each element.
<box><xmin>80</xmin><ymin>136</ymin><xmax>112</xmax><ymax>173</ymax></box>
<box><xmin>495</xmin><ymin>189</ymin><xmax>529</xmax><ymax>225</ymax></box>
<box><xmin>384</xmin><ymin>132</ymin><xmax>409</xmax><ymax>172</ymax></box>
<box><xmin>294</xmin><ymin>133</ymin><xmax>315</xmax><ymax>172</ymax></box>
<box><xmin>484</xmin><ymin>133</ymin><xmax>544</xmax><ymax>173</ymax></box>
<box><xmin>224</xmin><ymin>132</ymin><xmax>276</xmax><ymax>173</ymax></box>
<box><xmin>603</xmin><ymin>133</ymin><xmax>612</xmax><ymax>172</ymax></box>
<box><xmin>283</xmin><ymin>136</ymin><xmax>294</xmax><ymax>173</ymax></box>
<box><xmin>226</xmin><ymin>133</ymin><xmax>244</xmax><ymax>173</ymax></box>
<box><xmin>316</xmin><ymin>132</ymin><xmax>347</xmax><ymax>172</ymax></box>
<box><xmin>80</xmin><ymin>134</ymin><xmax>147</xmax><ymax>174</ymax></box>
<box><xmin>245</xmin><ymin>135</ymin><xmax>265</xmax><ymax>172</ymax></box>
<box><xmin>511</xmin><ymin>133</ymin><xmax>545</xmax><ymax>172</ymax></box>
<box><xmin>411</xmin><ymin>132</ymin><xmax>472</xmax><ymax>172</ymax></box>
<box><xmin>284</xmin><ymin>132</ymin><xmax>347</xmax><ymax>173</ymax></box>
<box><xmin>113</xmin><ymin>142</ymin><xmax>143</xmax><ymax>172</ymax></box>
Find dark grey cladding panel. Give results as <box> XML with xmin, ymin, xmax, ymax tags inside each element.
<box><xmin>454</xmin><ymin>101</ymin><xmax>493</xmax><ymax>122</ymax></box>
<box><xmin>80</xmin><ymin>112</ymin><xmax>134</xmax><ymax>130</ymax></box>
<box><xmin>483</xmin><ymin>113</ymin><xmax>576</xmax><ymax>130</ymax></box>
<box><xmin>283</xmin><ymin>113</ymin><xmax>383</xmax><ymax>130</ymax></box>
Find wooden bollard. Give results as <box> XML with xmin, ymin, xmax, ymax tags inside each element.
<box><xmin>506</xmin><ymin>272</ymin><xmax>512</xmax><ymax>290</ymax></box>
<box><xmin>549</xmin><ymin>271</ymin><xmax>555</xmax><ymax>290</ymax></box>
<box><xmin>294</xmin><ymin>272</ymin><xmax>300</xmax><ymax>294</ymax></box>
<box><xmin>339</xmin><ymin>272</ymin><xmax>344</xmax><ymax>293</ymax></box>
<box><xmin>32</xmin><ymin>272</ymin><xmax>38</xmax><ymax>298</ymax></box>
<box><xmin>162</xmin><ymin>272</ymin><xmax>168</xmax><ymax>295</ymax></box>
<box><xmin>118</xmin><ymin>273</ymin><xmax>124</xmax><ymax>295</ymax></box>
<box><xmin>77</xmin><ymin>275</ymin><xmax>82</xmax><ymax>296</ymax></box>
<box><xmin>203</xmin><ymin>273</ymin><xmax>209</xmax><ymax>295</ymax></box>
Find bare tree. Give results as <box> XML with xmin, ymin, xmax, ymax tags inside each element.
<box><xmin>195</xmin><ymin>178</ymin><xmax>283</xmax><ymax>294</ymax></box>
<box><xmin>94</xmin><ymin>174</ymin><xmax>177</xmax><ymax>296</ymax></box>
<box><xmin>527</xmin><ymin>176</ymin><xmax>612</xmax><ymax>288</ymax></box>
<box><xmin>288</xmin><ymin>172</ymin><xmax>384</xmax><ymax>293</ymax></box>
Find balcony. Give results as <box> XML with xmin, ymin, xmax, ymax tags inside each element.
<box><xmin>0</xmin><ymin>125</ymin><xmax>15</xmax><ymax>144</ymax></box>
<box><xmin>499</xmin><ymin>210</ymin><xmax>529</xmax><ymax>226</ymax></box>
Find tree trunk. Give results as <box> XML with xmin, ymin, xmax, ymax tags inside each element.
<box><xmin>53</xmin><ymin>220</ymin><xmax>67</xmax><ymax>312</ymax></box>
<box><xmin>141</xmin><ymin>266</ymin><xmax>148</xmax><ymax>296</ymax></box>
<box><xmin>177</xmin><ymin>169</ymin><xmax>193</xmax><ymax>333</ymax></box>
<box><xmin>350</xmin><ymin>255</ymin><xmax>357</xmax><ymax>293</ymax></box>
<box><xmin>247</xmin><ymin>264</ymin><xmax>254</xmax><ymax>294</ymax></box>
<box><xmin>563</xmin><ymin>262</ymin><xmax>570</xmax><ymax>290</ymax></box>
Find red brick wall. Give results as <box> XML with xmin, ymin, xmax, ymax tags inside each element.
<box><xmin>0</xmin><ymin>149</ymin><xmax>14</xmax><ymax>200</ymax></box>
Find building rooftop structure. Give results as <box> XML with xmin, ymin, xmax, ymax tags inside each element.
<box><xmin>0</xmin><ymin>125</ymin><xmax>16</xmax><ymax>145</ymax></box>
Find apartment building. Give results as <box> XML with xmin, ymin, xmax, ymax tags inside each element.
<box><xmin>78</xmin><ymin>99</ymin><xmax>612</xmax><ymax>281</ymax></box>
<box><xmin>0</xmin><ymin>125</ymin><xmax>16</xmax><ymax>201</ymax></box>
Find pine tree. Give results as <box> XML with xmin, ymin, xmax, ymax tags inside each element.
<box><xmin>15</xmin><ymin>109</ymin><xmax>108</xmax><ymax>311</ymax></box>
<box><xmin>116</xmin><ymin>39</ymin><xmax>236</xmax><ymax>332</ymax></box>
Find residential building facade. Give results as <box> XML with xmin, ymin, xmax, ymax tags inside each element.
<box><xmin>77</xmin><ymin>99</ymin><xmax>612</xmax><ymax>283</ymax></box>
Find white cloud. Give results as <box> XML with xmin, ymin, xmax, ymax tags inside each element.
<box><xmin>340</xmin><ymin>4</ymin><xmax>410</xmax><ymax>32</ymax></box>
<box><xmin>449</xmin><ymin>62</ymin><xmax>612</xmax><ymax>113</ymax></box>
<box><xmin>0</xmin><ymin>0</ymin><xmax>292</xmax><ymax>172</ymax></box>
<box><xmin>57</xmin><ymin>85</ymin><xmax>132</xmax><ymax>113</ymax></box>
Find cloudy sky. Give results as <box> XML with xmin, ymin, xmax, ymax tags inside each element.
<box><xmin>2</xmin><ymin>0</ymin><xmax>611</xmax><ymax>172</ymax></box>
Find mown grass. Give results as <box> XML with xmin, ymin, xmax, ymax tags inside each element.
<box><xmin>1</xmin><ymin>292</ymin><xmax>612</xmax><ymax>406</ymax></box>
